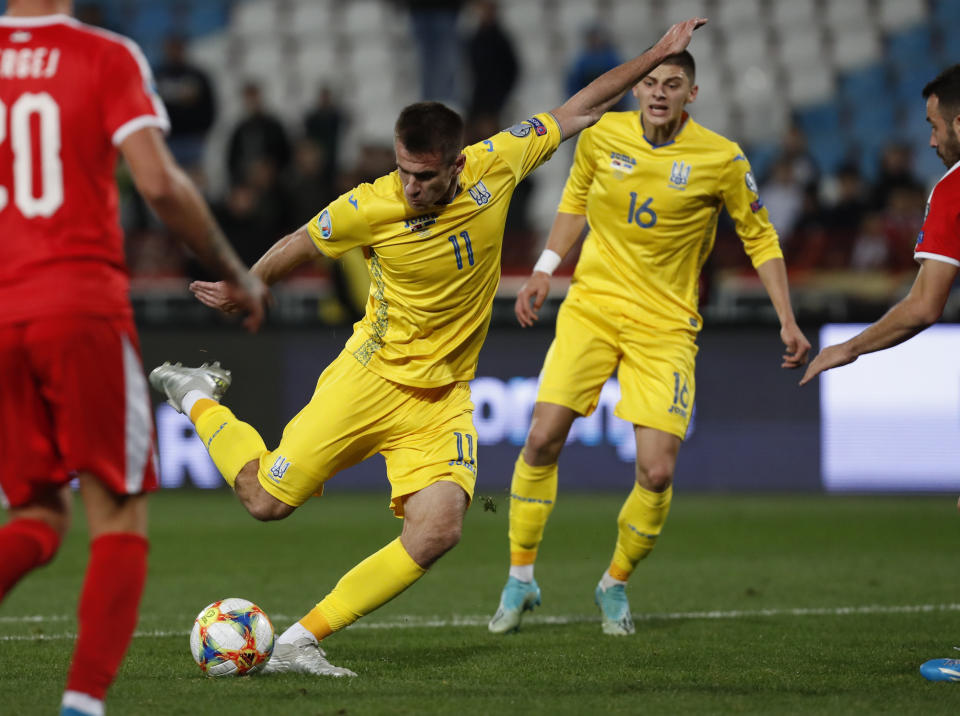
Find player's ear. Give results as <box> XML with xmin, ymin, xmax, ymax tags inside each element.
<box><xmin>687</xmin><ymin>84</ymin><xmax>698</xmax><ymax>104</ymax></box>
<box><xmin>453</xmin><ymin>152</ymin><xmax>466</xmax><ymax>176</ymax></box>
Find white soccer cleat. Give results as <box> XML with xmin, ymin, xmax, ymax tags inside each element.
<box><xmin>261</xmin><ymin>638</ymin><xmax>357</xmax><ymax>677</ymax></box>
<box><xmin>148</xmin><ymin>361</ymin><xmax>232</xmax><ymax>413</ymax></box>
<box><xmin>595</xmin><ymin>583</ymin><xmax>635</xmax><ymax>636</ymax></box>
<box><xmin>488</xmin><ymin>577</ymin><xmax>542</xmax><ymax>634</ymax></box>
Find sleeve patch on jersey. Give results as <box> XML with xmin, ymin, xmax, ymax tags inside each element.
<box><xmin>317</xmin><ymin>209</ymin><xmax>332</xmax><ymax>239</ymax></box>
<box><xmin>916</xmin><ymin>230</ymin><xmax>924</xmax><ymax>247</ymax></box>
<box><xmin>744</xmin><ymin>171</ymin><xmax>759</xmax><ymax>194</ymax></box>
<box><xmin>750</xmin><ymin>198</ymin><xmax>764</xmax><ymax>213</ymax></box>
<box><xmin>527</xmin><ymin>116</ymin><xmax>548</xmax><ymax>135</ymax></box>
<box><xmin>505</xmin><ymin>121</ymin><xmax>532</xmax><ymax>138</ymax></box>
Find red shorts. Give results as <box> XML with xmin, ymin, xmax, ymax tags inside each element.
<box><xmin>0</xmin><ymin>315</ymin><xmax>158</xmax><ymax>509</ymax></box>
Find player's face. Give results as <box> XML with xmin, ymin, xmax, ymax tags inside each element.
<box><xmin>926</xmin><ymin>95</ymin><xmax>960</xmax><ymax>168</ymax></box>
<box><xmin>632</xmin><ymin>64</ymin><xmax>697</xmax><ymax>128</ymax></box>
<box><xmin>395</xmin><ymin>142</ymin><xmax>465</xmax><ymax>210</ymax></box>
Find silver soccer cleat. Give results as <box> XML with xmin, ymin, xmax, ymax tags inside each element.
<box><xmin>261</xmin><ymin>637</ymin><xmax>357</xmax><ymax>677</ymax></box>
<box><xmin>148</xmin><ymin>361</ymin><xmax>232</xmax><ymax>414</ymax></box>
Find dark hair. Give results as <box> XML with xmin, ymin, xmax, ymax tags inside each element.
<box><xmin>659</xmin><ymin>50</ymin><xmax>696</xmax><ymax>84</ymax></box>
<box><xmin>394</xmin><ymin>102</ymin><xmax>465</xmax><ymax>162</ymax></box>
<box><xmin>922</xmin><ymin>64</ymin><xmax>960</xmax><ymax>120</ymax></box>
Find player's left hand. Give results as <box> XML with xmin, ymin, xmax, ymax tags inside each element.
<box><xmin>190</xmin><ymin>280</ymin><xmax>272</xmax><ymax>329</ymax></box>
<box><xmin>780</xmin><ymin>323</ymin><xmax>811</xmax><ymax>369</ymax></box>
<box><xmin>798</xmin><ymin>344</ymin><xmax>856</xmax><ymax>386</ymax></box>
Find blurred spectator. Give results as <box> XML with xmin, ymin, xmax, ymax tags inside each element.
<box><xmin>759</xmin><ymin>157</ymin><xmax>804</xmax><ymax>246</ymax></box>
<box><xmin>566</xmin><ymin>23</ymin><xmax>630</xmax><ymax>112</ymax></box>
<box><xmin>465</xmin><ymin>0</ymin><xmax>519</xmax><ymax>128</ymax></box>
<box><xmin>403</xmin><ymin>0</ymin><xmax>465</xmax><ymax>105</ymax></box>
<box><xmin>824</xmin><ymin>163</ymin><xmax>868</xmax><ymax>236</ymax></box>
<box><xmin>777</xmin><ymin>123</ymin><xmax>819</xmax><ymax>189</ymax></box>
<box><xmin>154</xmin><ymin>35</ymin><xmax>217</xmax><ymax>170</ymax></box>
<box><xmin>303</xmin><ymin>85</ymin><xmax>346</xmax><ymax>191</ymax></box>
<box><xmin>850</xmin><ymin>211</ymin><xmax>890</xmax><ymax>271</ymax></box>
<box><xmin>284</xmin><ymin>139</ymin><xmax>337</xmax><ymax>225</ymax></box>
<box><xmin>869</xmin><ymin>141</ymin><xmax>922</xmax><ymax>210</ymax></box>
<box><xmin>227</xmin><ymin>81</ymin><xmax>292</xmax><ymax>186</ymax></box>
<box><xmin>882</xmin><ymin>184</ymin><xmax>926</xmax><ymax>271</ymax></box>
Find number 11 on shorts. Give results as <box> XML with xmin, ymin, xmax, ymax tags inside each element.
<box><xmin>449</xmin><ymin>431</ymin><xmax>476</xmax><ymax>470</ymax></box>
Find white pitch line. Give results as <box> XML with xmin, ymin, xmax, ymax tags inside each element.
<box><xmin>2</xmin><ymin>603</ymin><xmax>959</xmax><ymax>642</ymax></box>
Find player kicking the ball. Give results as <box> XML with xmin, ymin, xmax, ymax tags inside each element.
<box><xmin>149</xmin><ymin>19</ymin><xmax>707</xmax><ymax>677</ymax></box>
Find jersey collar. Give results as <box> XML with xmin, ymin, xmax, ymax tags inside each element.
<box><xmin>0</xmin><ymin>13</ymin><xmax>73</xmax><ymax>26</ymax></box>
<box><xmin>639</xmin><ymin>112</ymin><xmax>690</xmax><ymax>149</ymax></box>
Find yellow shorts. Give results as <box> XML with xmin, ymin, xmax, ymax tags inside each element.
<box><xmin>536</xmin><ymin>295</ymin><xmax>697</xmax><ymax>440</ymax></box>
<box><xmin>257</xmin><ymin>351</ymin><xmax>478</xmax><ymax>515</ymax></box>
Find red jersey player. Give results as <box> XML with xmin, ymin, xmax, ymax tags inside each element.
<box><xmin>800</xmin><ymin>65</ymin><xmax>960</xmax><ymax>682</ymax></box>
<box><xmin>0</xmin><ymin>2</ymin><xmax>267</xmax><ymax>715</ymax></box>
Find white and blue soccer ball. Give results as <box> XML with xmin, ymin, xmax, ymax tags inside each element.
<box><xmin>190</xmin><ymin>598</ymin><xmax>275</xmax><ymax>676</ymax></box>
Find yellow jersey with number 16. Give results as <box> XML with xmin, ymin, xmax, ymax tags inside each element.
<box><xmin>558</xmin><ymin>111</ymin><xmax>782</xmax><ymax>333</ymax></box>
<box><xmin>307</xmin><ymin>113</ymin><xmax>562</xmax><ymax>388</ymax></box>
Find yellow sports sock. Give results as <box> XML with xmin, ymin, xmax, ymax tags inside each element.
<box><xmin>507</xmin><ymin>454</ymin><xmax>558</xmax><ymax>566</ymax></box>
<box><xmin>302</xmin><ymin>538</ymin><xmax>426</xmax><ymax>638</ymax></box>
<box><xmin>609</xmin><ymin>483</ymin><xmax>673</xmax><ymax>581</ymax></box>
<box><xmin>194</xmin><ymin>404</ymin><xmax>267</xmax><ymax>488</ymax></box>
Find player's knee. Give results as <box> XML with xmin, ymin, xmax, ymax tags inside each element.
<box><xmin>636</xmin><ymin>460</ymin><xmax>674</xmax><ymax>492</ymax></box>
<box><xmin>524</xmin><ymin>425</ymin><xmax>564</xmax><ymax>464</ymax></box>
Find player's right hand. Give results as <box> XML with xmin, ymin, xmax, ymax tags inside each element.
<box><xmin>515</xmin><ymin>272</ymin><xmax>551</xmax><ymax>327</ymax></box>
<box><xmin>191</xmin><ymin>275</ymin><xmax>271</xmax><ymax>333</ymax></box>
<box><xmin>656</xmin><ymin>17</ymin><xmax>708</xmax><ymax>57</ymax></box>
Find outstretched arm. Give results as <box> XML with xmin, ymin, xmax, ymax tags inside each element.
<box><xmin>120</xmin><ymin>127</ymin><xmax>268</xmax><ymax>331</ymax></box>
<box><xmin>515</xmin><ymin>212</ymin><xmax>586</xmax><ymax>326</ymax></box>
<box><xmin>755</xmin><ymin>258</ymin><xmax>811</xmax><ymax>369</ymax></box>
<box><xmin>799</xmin><ymin>259</ymin><xmax>958</xmax><ymax>386</ymax></box>
<box><xmin>190</xmin><ymin>225</ymin><xmax>320</xmax><ymax>313</ymax></box>
<box><xmin>550</xmin><ymin>17</ymin><xmax>706</xmax><ymax>139</ymax></box>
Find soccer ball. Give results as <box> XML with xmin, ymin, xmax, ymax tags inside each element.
<box><xmin>189</xmin><ymin>598</ymin><xmax>275</xmax><ymax>676</ymax></box>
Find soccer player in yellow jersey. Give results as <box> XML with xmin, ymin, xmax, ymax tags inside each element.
<box><xmin>488</xmin><ymin>50</ymin><xmax>811</xmax><ymax>636</ymax></box>
<box><xmin>148</xmin><ymin>19</ymin><xmax>707</xmax><ymax>676</ymax></box>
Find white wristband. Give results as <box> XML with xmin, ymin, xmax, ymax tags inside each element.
<box><xmin>533</xmin><ymin>249</ymin><xmax>562</xmax><ymax>275</ymax></box>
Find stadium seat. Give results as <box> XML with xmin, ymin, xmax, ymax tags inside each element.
<box><xmin>795</xmin><ymin>104</ymin><xmax>842</xmax><ymax>137</ymax></box>
<box><xmin>720</xmin><ymin>30</ymin><xmax>773</xmax><ymax>75</ymax></box>
<box><xmin>777</xmin><ymin>26</ymin><xmax>827</xmax><ymax>71</ymax></box>
<box><xmin>894</xmin><ymin>61</ymin><xmax>943</xmax><ymax>102</ymax></box>
<box><xmin>231</xmin><ymin>0</ymin><xmax>279</xmax><ymax>40</ymax></box>
<box><xmin>342</xmin><ymin>0</ymin><xmax>396</xmax><ymax>40</ymax></box>
<box><xmin>185</xmin><ymin>2</ymin><xmax>231</xmax><ymax>38</ymax></box>
<box><xmin>831</xmin><ymin>26</ymin><xmax>882</xmax><ymax>70</ymax></box>
<box><xmin>839</xmin><ymin>66</ymin><xmax>889</xmax><ymax>106</ymax></box>
<box><xmin>187</xmin><ymin>32</ymin><xmax>231</xmax><ymax>73</ymax></box>
<box><xmin>786</xmin><ymin>66</ymin><xmax>835</xmax><ymax>105</ymax></box>
<box><xmin>294</xmin><ymin>43</ymin><xmax>340</xmax><ymax>86</ymax></box>
<box><xmin>239</xmin><ymin>39</ymin><xmax>286</xmax><ymax>82</ymax></box>
<box><xmin>769</xmin><ymin>0</ymin><xmax>817</xmax><ymax>31</ymax></box>
<box><xmin>287</xmin><ymin>0</ymin><xmax>335</xmax><ymax>36</ymax></box>
<box><xmin>877</xmin><ymin>0</ymin><xmax>927</xmax><ymax>31</ymax></box>
<box><xmin>824</xmin><ymin>0</ymin><xmax>873</xmax><ymax>30</ymax></box>
<box><xmin>886</xmin><ymin>25</ymin><xmax>935</xmax><ymax>66</ymax></box>
<box><xmin>714</xmin><ymin>0</ymin><xmax>766</xmax><ymax>34</ymax></box>
<box><xmin>659</xmin><ymin>0</ymin><xmax>709</xmax><ymax>27</ymax></box>
<box><xmin>609</xmin><ymin>0</ymin><xmax>663</xmax><ymax>48</ymax></box>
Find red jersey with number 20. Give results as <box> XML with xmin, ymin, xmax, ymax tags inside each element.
<box><xmin>0</xmin><ymin>14</ymin><xmax>169</xmax><ymax>324</ymax></box>
<box><xmin>914</xmin><ymin>160</ymin><xmax>960</xmax><ymax>267</ymax></box>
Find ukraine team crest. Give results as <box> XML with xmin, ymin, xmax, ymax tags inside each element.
<box><xmin>468</xmin><ymin>181</ymin><xmax>491</xmax><ymax>206</ymax></box>
<box><xmin>669</xmin><ymin>161</ymin><xmax>691</xmax><ymax>190</ymax></box>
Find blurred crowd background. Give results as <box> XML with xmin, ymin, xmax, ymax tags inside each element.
<box><xmin>12</xmin><ymin>0</ymin><xmax>960</xmax><ymax>325</ymax></box>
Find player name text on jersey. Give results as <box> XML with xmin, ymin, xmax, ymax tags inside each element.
<box><xmin>0</xmin><ymin>47</ymin><xmax>61</xmax><ymax>79</ymax></box>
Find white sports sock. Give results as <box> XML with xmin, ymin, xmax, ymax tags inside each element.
<box><xmin>181</xmin><ymin>389</ymin><xmax>214</xmax><ymax>417</ymax></box>
<box><xmin>61</xmin><ymin>691</ymin><xmax>104</xmax><ymax>716</ymax></box>
<box><xmin>509</xmin><ymin>564</ymin><xmax>534</xmax><ymax>583</ymax></box>
<box><xmin>599</xmin><ymin>570</ymin><xmax>627</xmax><ymax>591</ymax></box>
<box><xmin>278</xmin><ymin>621</ymin><xmax>318</xmax><ymax>646</ymax></box>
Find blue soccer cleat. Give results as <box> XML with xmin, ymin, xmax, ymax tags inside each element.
<box><xmin>488</xmin><ymin>577</ymin><xmax>541</xmax><ymax>634</ymax></box>
<box><xmin>594</xmin><ymin>583</ymin><xmax>635</xmax><ymax>636</ymax></box>
<box><xmin>920</xmin><ymin>658</ymin><xmax>960</xmax><ymax>682</ymax></box>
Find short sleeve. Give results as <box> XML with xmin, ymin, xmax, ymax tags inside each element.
<box><xmin>914</xmin><ymin>179</ymin><xmax>960</xmax><ymax>267</ymax></box>
<box><xmin>720</xmin><ymin>146</ymin><xmax>784</xmax><ymax>268</ymax></box>
<box><xmin>99</xmin><ymin>37</ymin><xmax>169</xmax><ymax>146</ymax></box>
<box><xmin>486</xmin><ymin>112</ymin><xmax>563</xmax><ymax>183</ymax></box>
<box><xmin>307</xmin><ymin>189</ymin><xmax>375</xmax><ymax>259</ymax></box>
<box><xmin>556</xmin><ymin>126</ymin><xmax>597</xmax><ymax>216</ymax></box>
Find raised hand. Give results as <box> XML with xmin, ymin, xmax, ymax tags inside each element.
<box><xmin>655</xmin><ymin>17</ymin><xmax>708</xmax><ymax>57</ymax></box>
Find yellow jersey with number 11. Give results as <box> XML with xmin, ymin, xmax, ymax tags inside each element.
<box><xmin>307</xmin><ymin>113</ymin><xmax>562</xmax><ymax>388</ymax></box>
<box><xmin>558</xmin><ymin>111</ymin><xmax>783</xmax><ymax>333</ymax></box>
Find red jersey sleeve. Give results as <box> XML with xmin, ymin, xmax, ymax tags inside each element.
<box><xmin>914</xmin><ymin>168</ymin><xmax>960</xmax><ymax>267</ymax></box>
<box><xmin>97</xmin><ymin>36</ymin><xmax>169</xmax><ymax>146</ymax></box>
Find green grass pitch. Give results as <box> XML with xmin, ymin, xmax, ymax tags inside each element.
<box><xmin>2</xmin><ymin>490</ymin><xmax>960</xmax><ymax>714</ymax></box>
